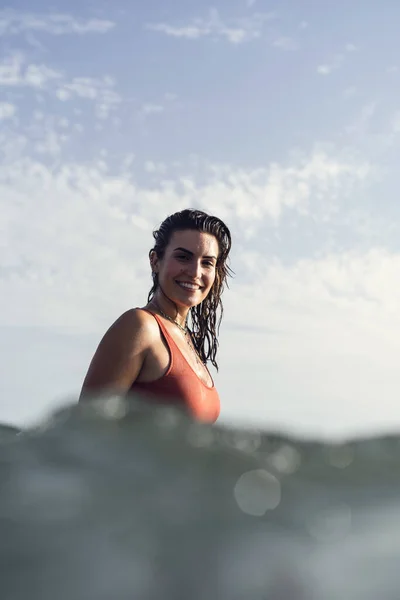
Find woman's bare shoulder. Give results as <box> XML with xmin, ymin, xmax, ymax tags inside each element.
<box><xmin>79</xmin><ymin>308</ymin><xmax>159</xmax><ymax>398</ymax></box>
<box><xmin>107</xmin><ymin>307</ymin><xmax>159</xmax><ymax>345</ymax></box>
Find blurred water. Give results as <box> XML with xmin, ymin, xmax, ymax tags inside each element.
<box><xmin>1</xmin><ymin>394</ymin><xmax>400</xmax><ymax>599</ymax></box>
<box><xmin>0</xmin><ymin>423</ymin><xmax>21</xmax><ymax>441</ymax></box>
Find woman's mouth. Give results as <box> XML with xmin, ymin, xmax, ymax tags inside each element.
<box><xmin>176</xmin><ymin>281</ymin><xmax>201</xmax><ymax>291</ymax></box>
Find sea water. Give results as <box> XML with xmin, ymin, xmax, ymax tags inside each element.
<box><xmin>1</xmin><ymin>394</ymin><xmax>399</xmax><ymax>599</ymax></box>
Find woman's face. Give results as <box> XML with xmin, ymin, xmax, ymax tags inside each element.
<box><xmin>152</xmin><ymin>229</ymin><xmax>219</xmax><ymax>309</ymax></box>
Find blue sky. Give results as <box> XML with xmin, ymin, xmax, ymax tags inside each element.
<box><xmin>2</xmin><ymin>0</ymin><xmax>400</xmax><ymax>438</ymax></box>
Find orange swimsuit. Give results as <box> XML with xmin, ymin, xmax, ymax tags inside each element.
<box><xmin>130</xmin><ymin>309</ymin><xmax>220</xmax><ymax>423</ymax></box>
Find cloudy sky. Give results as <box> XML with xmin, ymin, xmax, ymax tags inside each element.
<box><xmin>2</xmin><ymin>0</ymin><xmax>400</xmax><ymax>439</ymax></box>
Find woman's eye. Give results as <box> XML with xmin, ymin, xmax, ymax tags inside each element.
<box><xmin>176</xmin><ymin>255</ymin><xmax>214</xmax><ymax>267</ymax></box>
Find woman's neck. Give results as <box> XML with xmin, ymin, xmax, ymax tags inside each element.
<box><xmin>149</xmin><ymin>292</ymin><xmax>189</xmax><ymax>327</ymax></box>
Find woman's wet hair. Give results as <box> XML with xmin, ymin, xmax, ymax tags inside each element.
<box><xmin>148</xmin><ymin>208</ymin><xmax>233</xmax><ymax>370</ymax></box>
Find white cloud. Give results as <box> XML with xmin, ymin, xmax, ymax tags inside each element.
<box><xmin>0</xmin><ymin>135</ymin><xmax>372</xmax><ymax>334</ymax></box>
<box><xmin>196</xmin><ymin>151</ymin><xmax>371</xmax><ymax>223</ymax></box>
<box><xmin>25</xmin><ymin>63</ymin><xmax>63</xmax><ymax>87</ymax></box>
<box><xmin>0</xmin><ymin>9</ymin><xmax>115</xmax><ymax>36</ymax></box>
<box><xmin>342</xmin><ymin>86</ymin><xmax>357</xmax><ymax>98</ymax></box>
<box><xmin>0</xmin><ymin>133</ymin><xmax>394</xmax><ymax>436</ymax></box>
<box><xmin>139</xmin><ymin>103</ymin><xmax>165</xmax><ymax>116</ymax></box>
<box><xmin>34</xmin><ymin>129</ymin><xmax>68</xmax><ymax>156</ymax></box>
<box><xmin>146</xmin><ymin>9</ymin><xmax>275</xmax><ymax>44</ymax></box>
<box><xmin>0</xmin><ymin>52</ymin><xmax>62</xmax><ymax>88</ymax></box>
<box><xmin>317</xmin><ymin>65</ymin><xmax>332</xmax><ymax>75</ymax></box>
<box><xmin>272</xmin><ymin>36</ymin><xmax>297</xmax><ymax>51</ymax></box>
<box><xmin>317</xmin><ymin>55</ymin><xmax>343</xmax><ymax>75</ymax></box>
<box><xmin>144</xmin><ymin>161</ymin><xmax>167</xmax><ymax>174</ymax></box>
<box><xmin>0</xmin><ymin>53</ymin><xmax>120</xmax><ymax>119</ymax></box>
<box><xmin>56</xmin><ymin>76</ymin><xmax>121</xmax><ymax>119</ymax></box>
<box><xmin>57</xmin><ymin>78</ymin><xmax>98</xmax><ymax>100</ymax></box>
<box><xmin>345</xmin><ymin>102</ymin><xmax>376</xmax><ymax>135</ymax></box>
<box><xmin>317</xmin><ymin>44</ymin><xmax>357</xmax><ymax>76</ymax></box>
<box><xmin>221</xmin><ymin>248</ymin><xmax>400</xmax><ymax>436</ymax></box>
<box><xmin>0</xmin><ymin>102</ymin><xmax>16</xmax><ymax>120</ymax></box>
<box><xmin>137</xmin><ymin>93</ymin><xmax>179</xmax><ymax>120</ymax></box>
<box><xmin>0</xmin><ymin>110</ymin><xmax>397</xmax><ymax>436</ymax></box>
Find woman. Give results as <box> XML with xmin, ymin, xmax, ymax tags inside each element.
<box><xmin>79</xmin><ymin>209</ymin><xmax>232</xmax><ymax>423</ymax></box>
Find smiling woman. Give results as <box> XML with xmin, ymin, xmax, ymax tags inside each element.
<box><xmin>79</xmin><ymin>209</ymin><xmax>233</xmax><ymax>423</ymax></box>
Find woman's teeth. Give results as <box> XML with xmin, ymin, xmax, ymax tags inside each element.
<box><xmin>177</xmin><ymin>282</ymin><xmax>199</xmax><ymax>290</ymax></box>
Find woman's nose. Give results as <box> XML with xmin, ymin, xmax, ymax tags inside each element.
<box><xmin>185</xmin><ymin>260</ymin><xmax>202</xmax><ymax>279</ymax></box>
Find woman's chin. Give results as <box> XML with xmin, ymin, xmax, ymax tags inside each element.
<box><xmin>173</xmin><ymin>286</ymin><xmax>204</xmax><ymax>306</ymax></box>
<box><xmin>174</xmin><ymin>296</ymin><xmax>202</xmax><ymax>310</ymax></box>
<box><xmin>178</xmin><ymin>299</ymin><xmax>198</xmax><ymax>309</ymax></box>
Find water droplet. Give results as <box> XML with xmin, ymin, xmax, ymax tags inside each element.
<box><xmin>234</xmin><ymin>469</ymin><xmax>281</xmax><ymax>516</ymax></box>
<box><xmin>221</xmin><ymin>429</ymin><xmax>262</xmax><ymax>454</ymax></box>
<box><xmin>268</xmin><ymin>444</ymin><xmax>301</xmax><ymax>474</ymax></box>
<box><xmin>100</xmin><ymin>396</ymin><xmax>128</xmax><ymax>420</ymax></box>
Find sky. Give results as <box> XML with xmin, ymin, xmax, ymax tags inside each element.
<box><xmin>2</xmin><ymin>0</ymin><xmax>400</xmax><ymax>439</ymax></box>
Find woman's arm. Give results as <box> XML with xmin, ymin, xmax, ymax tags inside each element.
<box><xmin>79</xmin><ymin>309</ymin><xmax>153</xmax><ymax>401</ymax></box>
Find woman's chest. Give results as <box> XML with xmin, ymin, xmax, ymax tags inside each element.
<box><xmin>140</xmin><ymin>331</ymin><xmax>214</xmax><ymax>388</ymax></box>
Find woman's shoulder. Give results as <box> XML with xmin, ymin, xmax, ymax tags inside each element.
<box><xmin>109</xmin><ymin>307</ymin><xmax>165</xmax><ymax>347</ymax></box>
<box><xmin>108</xmin><ymin>307</ymin><xmax>160</xmax><ymax>343</ymax></box>
<box><xmin>79</xmin><ymin>308</ymin><xmax>160</xmax><ymax>398</ymax></box>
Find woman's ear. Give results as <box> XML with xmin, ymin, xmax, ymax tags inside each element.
<box><xmin>149</xmin><ymin>249</ymin><xmax>158</xmax><ymax>274</ymax></box>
